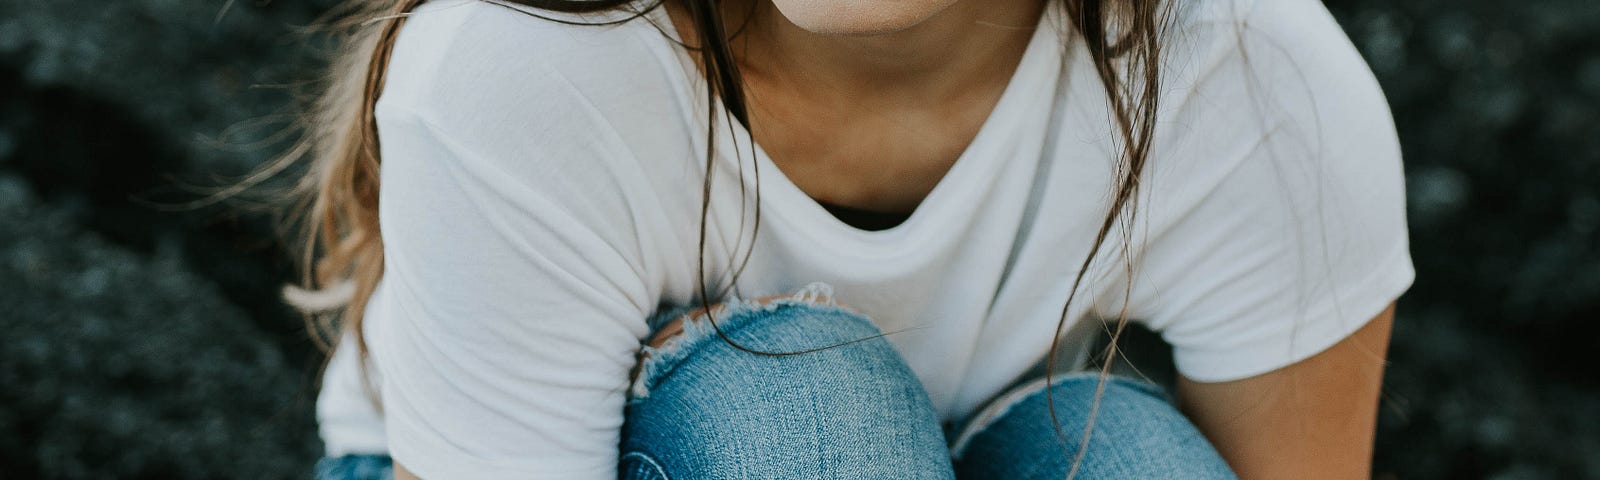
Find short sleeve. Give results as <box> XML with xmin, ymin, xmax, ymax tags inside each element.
<box><xmin>1112</xmin><ymin>0</ymin><xmax>1416</xmax><ymax>382</ymax></box>
<box><xmin>366</xmin><ymin>104</ymin><xmax>653</xmax><ymax>478</ymax></box>
<box><xmin>357</xmin><ymin>4</ymin><xmax>666</xmax><ymax>478</ymax></box>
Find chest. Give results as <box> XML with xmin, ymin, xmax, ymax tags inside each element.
<box><xmin>742</xmin><ymin>78</ymin><xmax>1006</xmax><ymax>216</ymax></box>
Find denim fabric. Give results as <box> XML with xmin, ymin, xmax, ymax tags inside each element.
<box><xmin>948</xmin><ymin>372</ymin><xmax>1236</xmax><ymax>479</ymax></box>
<box><xmin>314</xmin><ymin>297</ymin><xmax>1236</xmax><ymax>479</ymax></box>
<box><xmin>313</xmin><ymin>454</ymin><xmax>392</xmax><ymax>480</ymax></box>
<box><xmin>621</xmin><ymin>293</ymin><xmax>955</xmax><ymax>479</ymax></box>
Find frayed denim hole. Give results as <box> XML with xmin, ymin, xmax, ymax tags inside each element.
<box><xmin>628</xmin><ymin>282</ymin><xmax>855</xmax><ymax>403</ymax></box>
<box><xmin>644</xmin><ymin>303</ymin><xmax>700</xmax><ymax>333</ymax></box>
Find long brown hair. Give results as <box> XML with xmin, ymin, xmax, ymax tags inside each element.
<box><xmin>264</xmin><ymin>0</ymin><xmax>1169</xmax><ymax>475</ymax></box>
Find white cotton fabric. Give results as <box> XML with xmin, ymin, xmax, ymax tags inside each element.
<box><xmin>316</xmin><ymin>0</ymin><xmax>1416</xmax><ymax>477</ymax></box>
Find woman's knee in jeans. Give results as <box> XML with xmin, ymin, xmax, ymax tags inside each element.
<box><xmin>627</xmin><ymin>283</ymin><xmax>899</xmax><ymax>398</ymax></box>
<box><xmin>621</xmin><ymin>286</ymin><xmax>954</xmax><ymax>479</ymax></box>
<box><xmin>951</xmin><ymin>373</ymin><xmax>1236</xmax><ymax>480</ymax></box>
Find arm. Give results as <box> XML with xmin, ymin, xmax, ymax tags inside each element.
<box><xmin>367</xmin><ymin>29</ymin><xmax>664</xmax><ymax>480</ymax></box>
<box><xmin>392</xmin><ymin>293</ymin><xmax>795</xmax><ymax>480</ymax></box>
<box><xmin>1130</xmin><ymin>4</ymin><xmax>1410</xmax><ymax>476</ymax></box>
<box><xmin>353</xmin><ymin>2</ymin><xmax>712</xmax><ymax>477</ymax></box>
<box><xmin>371</xmin><ymin>101</ymin><xmax>654</xmax><ymax>478</ymax></box>
<box><xmin>1178</xmin><ymin>301</ymin><xmax>1394</xmax><ymax>479</ymax></box>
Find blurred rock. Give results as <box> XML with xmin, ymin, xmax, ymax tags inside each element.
<box><xmin>0</xmin><ymin>173</ymin><xmax>320</xmax><ymax>479</ymax></box>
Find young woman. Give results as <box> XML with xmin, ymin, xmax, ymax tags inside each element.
<box><xmin>287</xmin><ymin>0</ymin><xmax>1415</xmax><ymax>478</ymax></box>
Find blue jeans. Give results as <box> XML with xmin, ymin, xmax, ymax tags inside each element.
<box><xmin>316</xmin><ymin>298</ymin><xmax>1236</xmax><ymax>479</ymax></box>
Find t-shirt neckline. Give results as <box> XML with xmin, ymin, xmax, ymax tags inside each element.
<box><xmin>644</xmin><ymin>5</ymin><xmax>1065</xmax><ymax>256</ymax></box>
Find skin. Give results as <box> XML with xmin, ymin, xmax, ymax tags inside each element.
<box><xmin>702</xmin><ymin>0</ymin><xmax>1047</xmax><ymax>213</ymax></box>
<box><xmin>399</xmin><ymin>1</ymin><xmax>1396</xmax><ymax>477</ymax></box>
<box><xmin>1178</xmin><ymin>302</ymin><xmax>1396</xmax><ymax>479</ymax></box>
<box><xmin>763</xmin><ymin>0</ymin><xmax>962</xmax><ymax>35</ymax></box>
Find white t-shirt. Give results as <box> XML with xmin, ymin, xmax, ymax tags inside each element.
<box><xmin>316</xmin><ymin>0</ymin><xmax>1416</xmax><ymax>477</ymax></box>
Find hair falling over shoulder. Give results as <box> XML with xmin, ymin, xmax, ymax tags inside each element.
<box><xmin>262</xmin><ymin>0</ymin><xmax>420</xmax><ymax>359</ymax></box>
<box><xmin>255</xmin><ymin>0</ymin><xmax>1170</xmax><ymax>476</ymax></box>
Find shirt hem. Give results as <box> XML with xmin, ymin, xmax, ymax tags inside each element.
<box><xmin>1173</xmin><ymin>243</ymin><xmax>1416</xmax><ymax>383</ymax></box>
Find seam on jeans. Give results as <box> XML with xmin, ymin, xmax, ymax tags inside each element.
<box><xmin>948</xmin><ymin>372</ymin><xmax>1162</xmax><ymax>460</ymax></box>
<box><xmin>619</xmin><ymin>452</ymin><xmax>671</xmax><ymax>480</ymax></box>
<box><xmin>628</xmin><ymin>282</ymin><xmax>853</xmax><ymax>400</ymax></box>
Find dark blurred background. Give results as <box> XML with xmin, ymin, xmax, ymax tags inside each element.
<box><xmin>1</xmin><ymin>0</ymin><xmax>1596</xmax><ymax>478</ymax></box>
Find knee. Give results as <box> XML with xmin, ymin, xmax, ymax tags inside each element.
<box><xmin>621</xmin><ymin>291</ymin><xmax>953</xmax><ymax>478</ymax></box>
<box><xmin>952</xmin><ymin>374</ymin><xmax>1234</xmax><ymax>479</ymax></box>
<box><xmin>627</xmin><ymin>295</ymin><xmax>921</xmax><ymax>410</ymax></box>
<box><xmin>628</xmin><ymin>286</ymin><xmax>903</xmax><ymax>402</ymax></box>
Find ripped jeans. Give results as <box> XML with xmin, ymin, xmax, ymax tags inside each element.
<box><xmin>315</xmin><ymin>287</ymin><xmax>1236</xmax><ymax>480</ymax></box>
<box><xmin>620</xmin><ymin>287</ymin><xmax>1236</xmax><ymax>479</ymax></box>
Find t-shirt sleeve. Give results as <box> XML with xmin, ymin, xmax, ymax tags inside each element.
<box><xmin>365</xmin><ymin>98</ymin><xmax>655</xmax><ymax>478</ymax></box>
<box><xmin>356</xmin><ymin>6</ymin><xmax>666</xmax><ymax>477</ymax></box>
<box><xmin>1111</xmin><ymin>0</ymin><xmax>1416</xmax><ymax>383</ymax></box>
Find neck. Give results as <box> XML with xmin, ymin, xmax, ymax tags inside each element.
<box><xmin>708</xmin><ymin>1</ymin><xmax>1048</xmax><ymax>106</ymax></box>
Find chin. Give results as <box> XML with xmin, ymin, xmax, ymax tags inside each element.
<box><xmin>767</xmin><ymin>0</ymin><xmax>961</xmax><ymax>35</ymax></box>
